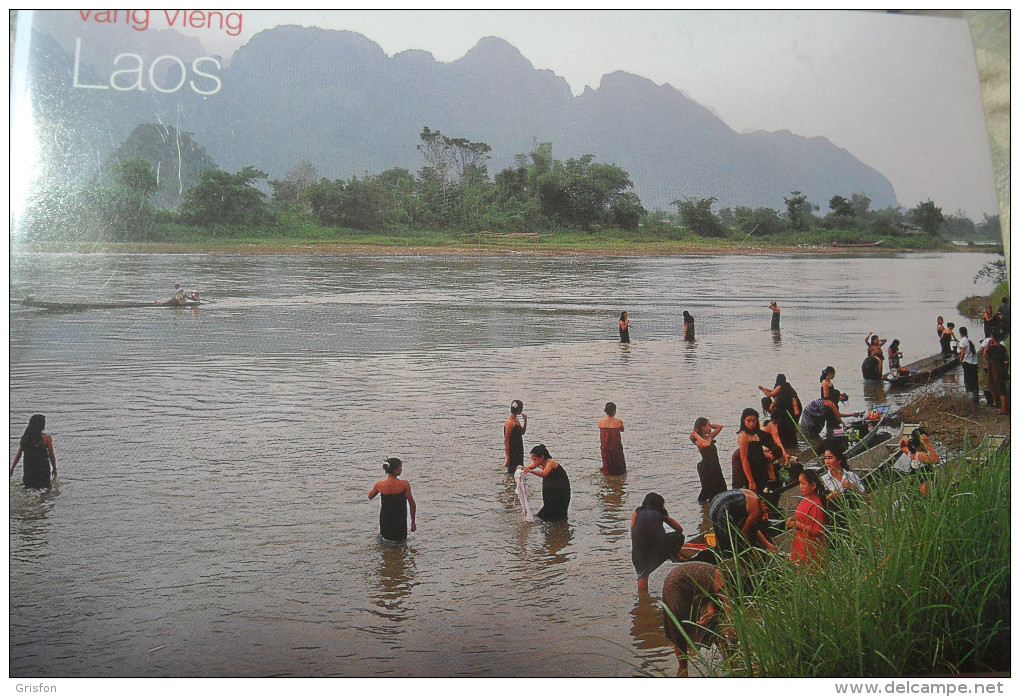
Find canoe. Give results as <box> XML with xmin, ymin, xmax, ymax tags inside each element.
<box><xmin>20</xmin><ymin>297</ymin><xmax>202</xmax><ymax>312</ymax></box>
<box><xmin>884</xmin><ymin>352</ymin><xmax>959</xmax><ymax>387</ymax></box>
<box><xmin>790</xmin><ymin>403</ymin><xmax>893</xmax><ymax>468</ymax></box>
<box><xmin>778</xmin><ymin>421</ymin><xmax>918</xmax><ymax>511</ymax></box>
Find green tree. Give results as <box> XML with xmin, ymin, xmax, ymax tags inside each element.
<box><xmin>113</xmin><ymin>158</ymin><xmax>159</xmax><ymax>196</ymax></box>
<box><xmin>181</xmin><ymin>166</ymin><xmax>269</xmax><ymax>228</ymax></box>
<box><xmin>270</xmin><ymin>161</ymin><xmax>321</xmax><ymax>212</ymax></box>
<box><xmin>828</xmin><ymin>195</ymin><xmax>854</xmax><ymax>217</ymax></box>
<box><xmin>851</xmin><ymin>193</ymin><xmax>872</xmax><ymax>218</ymax></box>
<box><xmin>103</xmin><ymin>123</ymin><xmax>217</xmax><ymax>210</ymax></box>
<box><xmin>417</xmin><ymin>126</ymin><xmax>492</xmax><ymax>192</ymax></box>
<box><xmin>784</xmin><ymin>190</ymin><xmax>815</xmax><ymax>230</ymax></box>
<box><xmin>672</xmin><ymin>196</ymin><xmax>725</xmax><ymax>237</ymax></box>
<box><xmin>735</xmin><ymin>206</ymin><xmax>785</xmax><ymax>237</ymax></box>
<box><xmin>908</xmin><ymin>199</ymin><xmax>945</xmax><ymax>237</ymax></box>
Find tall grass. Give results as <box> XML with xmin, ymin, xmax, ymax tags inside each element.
<box><xmin>717</xmin><ymin>446</ymin><xmax>1009</xmax><ymax>677</ymax></box>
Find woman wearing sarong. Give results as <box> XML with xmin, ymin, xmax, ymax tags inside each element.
<box><xmin>524</xmin><ymin>444</ymin><xmax>570</xmax><ymax>521</ymax></box>
<box><xmin>368</xmin><ymin>458</ymin><xmax>417</xmax><ymax>543</ymax></box>
<box><xmin>630</xmin><ymin>492</ymin><xmax>684</xmax><ymax>593</ymax></box>
<box><xmin>598</xmin><ymin>402</ymin><xmax>626</xmax><ymax>475</ymax></box>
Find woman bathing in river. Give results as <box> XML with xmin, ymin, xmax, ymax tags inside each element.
<box><xmin>369</xmin><ymin>458</ymin><xmax>417</xmax><ymax>544</ymax></box>
<box><xmin>630</xmin><ymin>492</ymin><xmax>685</xmax><ymax>594</ymax></box>
<box><xmin>598</xmin><ymin>402</ymin><xmax>626</xmax><ymax>475</ymax></box>
<box><xmin>503</xmin><ymin>400</ymin><xmax>527</xmax><ymax>475</ymax></box>
<box><xmin>619</xmin><ymin>311</ymin><xmax>631</xmax><ymax>343</ymax></box>
<box><xmin>691</xmin><ymin>417</ymin><xmax>726</xmax><ymax>502</ymax></box>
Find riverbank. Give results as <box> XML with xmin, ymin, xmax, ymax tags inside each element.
<box><xmin>9</xmin><ymin>237</ymin><xmax>1001</xmax><ymax>257</ymax></box>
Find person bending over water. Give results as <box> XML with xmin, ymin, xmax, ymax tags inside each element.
<box><xmin>523</xmin><ymin>444</ymin><xmax>570</xmax><ymax>521</ymax></box>
<box><xmin>691</xmin><ymin>417</ymin><xmax>726</xmax><ymax>502</ymax></box>
<box><xmin>708</xmin><ymin>488</ymin><xmax>777</xmax><ymax>556</ymax></box>
<box><xmin>503</xmin><ymin>400</ymin><xmax>527</xmax><ymax>475</ymax></box>
<box><xmin>10</xmin><ymin>414</ymin><xmax>57</xmax><ymax>489</ymax></box>
<box><xmin>598</xmin><ymin>402</ymin><xmax>626</xmax><ymax>475</ymax></box>
<box><xmin>619</xmin><ymin>311</ymin><xmax>631</xmax><ymax>343</ymax></box>
<box><xmin>887</xmin><ymin>339</ymin><xmax>905</xmax><ymax>374</ymax></box>
<box><xmin>662</xmin><ymin>562</ymin><xmax>731</xmax><ymax>677</ymax></box>
<box><xmin>369</xmin><ymin>458</ymin><xmax>417</xmax><ymax>544</ymax></box>
<box><xmin>630</xmin><ymin>492</ymin><xmax>685</xmax><ymax>594</ymax></box>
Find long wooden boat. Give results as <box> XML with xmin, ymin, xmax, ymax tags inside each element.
<box><xmin>20</xmin><ymin>297</ymin><xmax>203</xmax><ymax>312</ymax></box>
<box><xmin>884</xmin><ymin>352</ymin><xmax>959</xmax><ymax>388</ymax></box>
<box><xmin>779</xmin><ymin>421</ymin><xmax>918</xmax><ymax>511</ymax></box>
<box><xmin>831</xmin><ymin>240</ymin><xmax>883</xmax><ymax>248</ymax></box>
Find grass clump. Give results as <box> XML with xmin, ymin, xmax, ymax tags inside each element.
<box><xmin>718</xmin><ymin>446</ymin><xmax>1009</xmax><ymax>677</ymax></box>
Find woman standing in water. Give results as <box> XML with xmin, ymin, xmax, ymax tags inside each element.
<box><xmin>598</xmin><ymin>402</ymin><xmax>626</xmax><ymax>475</ymax></box>
<box><xmin>733</xmin><ymin>408</ymin><xmax>773</xmax><ymax>494</ymax></box>
<box><xmin>523</xmin><ymin>444</ymin><xmax>570</xmax><ymax>521</ymax></box>
<box><xmin>769</xmin><ymin>301</ymin><xmax>781</xmax><ymax>330</ymax></box>
<box><xmin>630</xmin><ymin>492</ymin><xmax>685</xmax><ymax>594</ymax></box>
<box><xmin>503</xmin><ymin>400</ymin><xmax>527</xmax><ymax>475</ymax></box>
<box><xmin>368</xmin><ymin>458</ymin><xmax>417</xmax><ymax>544</ymax></box>
<box><xmin>619</xmin><ymin>312</ymin><xmax>631</xmax><ymax>343</ymax></box>
<box><xmin>682</xmin><ymin>311</ymin><xmax>695</xmax><ymax>342</ymax></box>
<box><xmin>10</xmin><ymin>414</ymin><xmax>57</xmax><ymax>489</ymax></box>
<box><xmin>758</xmin><ymin>374</ymin><xmax>801</xmax><ymax>452</ymax></box>
<box><xmin>690</xmin><ymin>417</ymin><xmax>726</xmax><ymax>502</ymax></box>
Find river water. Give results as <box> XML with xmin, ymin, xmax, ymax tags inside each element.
<box><xmin>8</xmin><ymin>250</ymin><xmax>996</xmax><ymax>677</ymax></box>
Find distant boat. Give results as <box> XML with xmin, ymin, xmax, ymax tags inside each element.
<box><xmin>20</xmin><ymin>297</ymin><xmax>203</xmax><ymax>313</ymax></box>
<box><xmin>831</xmin><ymin>240</ymin><xmax>883</xmax><ymax>248</ymax></box>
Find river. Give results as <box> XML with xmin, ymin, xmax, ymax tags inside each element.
<box><xmin>8</xmin><ymin>250</ymin><xmax>996</xmax><ymax>676</ymax></box>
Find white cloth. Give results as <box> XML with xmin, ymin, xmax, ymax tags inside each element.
<box><xmin>961</xmin><ymin>338</ymin><xmax>978</xmax><ymax>365</ymax></box>
<box><xmin>513</xmin><ymin>468</ymin><xmax>535</xmax><ymax>521</ymax></box>
<box><xmin>821</xmin><ymin>467</ymin><xmax>866</xmax><ymax>494</ymax></box>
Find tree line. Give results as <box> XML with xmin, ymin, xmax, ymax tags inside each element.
<box><xmin>18</xmin><ymin>123</ymin><xmax>1000</xmax><ymax>245</ymax></box>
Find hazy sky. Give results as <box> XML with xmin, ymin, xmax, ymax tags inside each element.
<box><xmin>74</xmin><ymin>9</ymin><xmax>1005</xmax><ymax>219</ymax></box>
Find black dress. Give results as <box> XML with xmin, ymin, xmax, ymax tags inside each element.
<box><xmin>21</xmin><ymin>438</ymin><xmax>51</xmax><ymax>489</ymax></box>
<box><xmin>631</xmin><ymin>508</ymin><xmax>685</xmax><ymax>579</ymax></box>
<box><xmin>537</xmin><ymin>464</ymin><xmax>570</xmax><ymax>521</ymax></box>
<box><xmin>730</xmin><ymin>436</ymin><xmax>768</xmax><ymax>491</ymax></box>
<box><xmin>379</xmin><ymin>492</ymin><xmax>408</xmax><ymax>543</ymax></box>
<box><xmin>693</xmin><ymin>438</ymin><xmax>726</xmax><ymax>502</ymax></box>
<box><xmin>771</xmin><ymin>384</ymin><xmax>800</xmax><ymax>451</ymax></box>
<box><xmin>506</xmin><ymin>422</ymin><xmax>524</xmax><ymax>475</ymax></box>
<box><xmin>619</xmin><ymin>323</ymin><xmax>630</xmax><ymax>343</ymax></box>
<box><xmin>770</xmin><ymin>308</ymin><xmax>781</xmax><ymax>330</ymax></box>
<box><xmin>684</xmin><ymin>319</ymin><xmax>695</xmax><ymax>342</ymax></box>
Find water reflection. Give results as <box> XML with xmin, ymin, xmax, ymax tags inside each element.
<box><xmin>862</xmin><ymin>380</ymin><xmax>888</xmax><ymax>405</ymax></box>
<box><xmin>595</xmin><ymin>475</ymin><xmax>627</xmax><ymax>539</ymax></box>
<box><xmin>537</xmin><ymin>522</ymin><xmax>573</xmax><ymax>564</ymax></box>
<box><xmin>371</xmin><ymin>542</ymin><xmax>417</xmax><ymax>622</ymax></box>
<box><xmin>628</xmin><ymin>591</ymin><xmax>674</xmax><ymax>675</ymax></box>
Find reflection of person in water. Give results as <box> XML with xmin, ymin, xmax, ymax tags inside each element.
<box><xmin>368</xmin><ymin>457</ymin><xmax>417</xmax><ymax>543</ymax></box>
